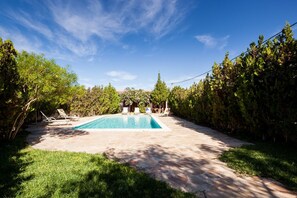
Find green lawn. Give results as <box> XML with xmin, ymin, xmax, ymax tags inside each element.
<box><xmin>0</xmin><ymin>133</ymin><xmax>194</xmax><ymax>198</ymax></box>
<box><xmin>220</xmin><ymin>142</ymin><xmax>297</xmax><ymax>191</ymax></box>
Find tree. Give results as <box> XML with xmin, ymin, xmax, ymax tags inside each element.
<box><xmin>150</xmin><ymin>73</ymin><xmax>169</xmax><ymax>111</ymax></box>
<box><xmin>103</xmin><ymin>83</ymin><xmax>120</xmax><ymax>114</ymax></box>
<box><xmin>0</xmin><ymin>38</ymin><xmax>20</xmax><ymax>140</ymax></box>
<box><xmin>10</xmin><ymin>51</ymin><xmax>77</xmax><ymax>140</ymax></box>
<box><xmin>70</xmin><ymin>84</ymin><xmax>120</xmax><ymax>116</ymax></box>
<box><xmin>121</xmin><ymin>87</ymin><xmax>151</xmax><ymax>113</ymax></box>
<box><xmin>168</xmin><ymin>23</ymin><xmax>297</xmax><ymax>142</ymax></box>
<box><xmin>69</xmin><ymin>85</ymin><xmax>88</xmax><ymax>116</ymax></box>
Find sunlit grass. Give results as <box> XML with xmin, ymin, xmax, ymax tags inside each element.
<box><xmin>0</xmin><ymin>133</ymin><xmax>194</xmax><ymax>198</ymax></box>
<box><xmin>220</xmin><ymin>143</ymin><xmax>297</xmax><ymax>191</ymax></box>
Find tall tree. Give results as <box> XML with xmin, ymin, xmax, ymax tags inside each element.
<box><xmin>103</xmin><ymin>83</ymin><xmax>120</xmax><ymax>114</ymax></box>
<box><xmin>9</xmin><ymin>51</ymin><xmax>77</xmax><ymax>140</ymax></box>
<box><xmin>0</xmin><ymin>38</ymin><xmax>20</xmax><ymax>140</ymax></box>
<box><xmin>150</xmin><ymin>73</ymin><xmax>169</xmax><ymax>110</ymax></box>
<box><xmin>168</xmin><ymin>23</ymin><xmax>297</xmax><ymax>142</ymax></box>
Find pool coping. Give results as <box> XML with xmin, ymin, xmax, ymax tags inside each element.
<box><xmin>72</xmin><ymin>114</ymin><xmax>171</xmax><ymax>132</ymax></box>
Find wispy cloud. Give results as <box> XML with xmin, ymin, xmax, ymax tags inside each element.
<box><xmin>195</xmin><ymin>35</ymin><xmax>230</xmax><ymax>50</ymax></box>
<box><xmin>1</xmin><ymin>0</ymin><xmax>190</xmax><ymax>58</ymax></box>
<box><xmin>5</xmin><ymin>10</ymin><xmax>53</xmax><ymax>39</ymax></box>
<box><xmin>0</xmin><ymin>26</ymin><xmax>43</xmax><ymax>53</ymax></box>
<box><xmin>46</xmin><ymin>0</ymin><xmax>188</xmax><ymax>41</ymax></box>
<box><xmin>106</xmin><ymin>71</ymin><xmax>137</xmax><ymax>81</ymax></box>
<box><xmin>55</xmin><ymin>32</ymin><xmax>97</xmax><ymax>57</ymax></box>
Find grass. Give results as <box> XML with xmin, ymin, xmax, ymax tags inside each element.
<box><xmin>0</xmin><ymin>133</ymin><xmax>194</xmax><ymax>198</ymax></box>
<box><xmin>220</xmin><ymin>142</ymin><xmax>297</xmax><ymax>191</ymax></box>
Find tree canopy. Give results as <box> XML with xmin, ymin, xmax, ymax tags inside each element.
<box><xmin>168</xmin><ymin>23</ymin><xmax>297</xmax><ymax>142</ymax></box>
<box><xmin>0</xmin><ymin>38</ymin><xmax>19</xmax><ymax>140</ymax></box>
<box><xmin>0</xmin><ymin>45</ymin><xmax>78</xmax><ymax>140</ymax></box>
<box><xmin>70</xmin><ymin>84</ymin><xmax>120</xmax><ymax>117</ymax></box>
<box><xmin>150</xmin><ymin>73</ymin><xmax>169</xmax><ymax>108</ymax></box>
<box><xmin>121</xmin><ymin>87</ymin><xmax>150</xmax><ymax>113</ymax></box>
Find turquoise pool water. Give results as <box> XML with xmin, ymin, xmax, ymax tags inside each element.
<box><xmin>74</xmin><ymin>115</ymin><xmax>162</xmax><ymax>129</ymax></box>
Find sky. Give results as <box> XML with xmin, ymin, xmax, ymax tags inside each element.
<box><xmin>1</xmin><ymin>0</ymin><xmax>297</xmax><ymax>90</ymax></box>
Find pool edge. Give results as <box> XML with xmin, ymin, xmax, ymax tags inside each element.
<box><xmin>72</xmin><ymin>114</ymin><xmax>171</xmax><ymax>132</ymax></box>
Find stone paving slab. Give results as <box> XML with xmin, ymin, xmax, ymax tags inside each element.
<box><xmin>26</xmin><ymin>114</ymin><xmax>297</xmax><ymax>198</ymax></box>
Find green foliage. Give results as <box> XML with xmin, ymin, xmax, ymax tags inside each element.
<box><xmin>70</xmin><ymin>84</ymin><xmax>120</xmax><ymax>116</ymax></box>
<box><xmin>17</xmin><ymin>51</ymin><xmax>77</xmax><ymax>106</ymax></box>
<box><xmin>0</xmin><ymin>134</ymin><xmax>194</xmax><ymax>197</ymax></box>
<box><xmin>103</xmin><ymin>83</ymin><xmax>121</xmax><ymax>113</ymax></box>
<box><xmin>151</xmin><ymin>73</ymin><xmax>169</xmax><ymax>108</ymax></box>
<box><xmin>11</xmin><ymin>52</ymin><xmax>77</xmax><ymax>139</ymax></box>
<box><xmin>220</xmin><ymin>143</ymin><xmax>297</xmax><ymax>191</ymax></box>
<box><xmin>0</xmin><ymin>46</ymin><xmax>78</xmax><ymax>141</ymax></box>
<box><xmin>168</xmin><ymin>23</ymin><xmax>297</xmax><ymax>142</ymax></box>
<box><xmin>121</xmin><ymin>87</ymin><xmax>151</xmax><ymax>112</ymax></box>
<box><xmin>0</xmin><ymin>38</ymin><xmax>21</xmax><ymax>140</ymax></box>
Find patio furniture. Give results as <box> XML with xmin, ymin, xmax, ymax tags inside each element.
<box><xmin>134</xmin><ymin>107</ymin><xmax>140</xmax><ymax>114</ymax></box>
<box><xmin>40</xmin><ymin>111</ymin><xmax>70</xmax><ymax>125</ymax></box>
<box><xmin>145</xmin><ymin>107</ymin><xmax>152</xmax><ymax>114</ymax></box>
<box><xmin>57</xmin><ymin>109</ymin><xmax>79</xmax><ymax>121</ymax></box>
<box><xmin>163</xmin><ymin>108</ymin><xmax>170</xmax><ymax>116</ymax></box>
<box><xmin>122</xmin><ymin>107</ymin><xmax>128</xmax><ymax>115</ymax></box>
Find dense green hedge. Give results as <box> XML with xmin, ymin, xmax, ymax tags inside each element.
<box><xmin>70</xmin><ymin>84</ymin><xmax>120</xmax><ymax>117</ymax></box>
<box><xmin>169</xmin><ymin>24</ymin><xmax>297</xmax><ymax>142</ymax></box>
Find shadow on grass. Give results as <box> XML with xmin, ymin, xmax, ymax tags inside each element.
<box><xmin>220</xmin><ymin>143</ymin><xmax>297</xmax><ymax>191</ymax></box>
<box><xmin>0</xmin><ymin>132</ymin><xmax>32</xmax><ymax>197</ymax></box>
<box><xmin>58</xmin><ymin>155</ymin><xmax>194</xmax><ymax>198</ymax></box>
<box><xmin>103</xmin><ymin>144</ymin><xmax>296</xmax><ymax>198</ymax></box>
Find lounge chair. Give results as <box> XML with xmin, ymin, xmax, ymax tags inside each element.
<box><xmin>57</xmin><ymin>109</ymin><xmax>79</xmax><ymax>121</ymax></box>
<box><xmin>163</xmin><ymin>108</ymin><xmax>170</xmax><ymax>116</ymax></box>
<box><xmin>145</xmin><ymin>107</ymin><xmax>152</xmax><ymax>114</ymax></box>
<box><xmin>40</xmin><ymin>111</ymin><xmax>70</xmax><ymax>125</ymax></box>
<box><xmin>134</xmin><ymin>107</ymin><xmax>140</xmax><ymax>114</ymax></box>
<box><xmin>122</xmin><ymin>107</ymin><xmax>128</xmax><ymax>115</ymax></box>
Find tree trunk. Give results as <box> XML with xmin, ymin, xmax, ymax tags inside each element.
<box><xmin>9</xmin><ymin>98</ymin><xmax>37</xmax><ymax>140</ymax></box>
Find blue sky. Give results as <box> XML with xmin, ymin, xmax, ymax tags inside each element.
<box><xmin>1</xmin><ymin>0</ymin><xmax>297</xmax><ymax>90</ymax></box>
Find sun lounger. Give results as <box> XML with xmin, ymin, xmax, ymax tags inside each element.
<box><xmin>122</xmin><ymin>107</ymin><xmax>128</xmax><ymax>115</ymax></box>
<box><xmin>163</xmin><ymin>108</ymin><xmax>170</xmax><ymax>116</ymax></box>
<box><xmin>134</xmin><ymin>107</ymin><xmax>140</xmax><ymax>114</ymax></box>
<box><xmin>145</xmin><ymin>107</ymin><xmax>152</xmax><ymax>114</ymax></box>
<box><xmin>40</xmin><ymin>111</ymin><xmax>70</xmax><ymax>125</ymax></box>
<box><xmin>57</xmin><ymin>109</ymin><xmax>79</xmax><ymax>121</ymax></box>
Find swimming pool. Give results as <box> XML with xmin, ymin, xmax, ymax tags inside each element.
<box><xmin>74</xmin><ymin>115</ymin><xmax>164</xmax><ymax>130</ymax></box>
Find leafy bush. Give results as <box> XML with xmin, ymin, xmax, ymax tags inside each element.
<box><xmin>70</xmin><ymin>84</ymin><xmax>120</xmax><ymax>117</ymax></box>
<box><xmin>169</xmin><ymin>23</ymin><xmax>297</xmax><ymax>142</ymax></box>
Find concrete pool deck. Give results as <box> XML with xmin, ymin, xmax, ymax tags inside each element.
<box><xmin>26</xmin><ymin>114</ymin><xmax>296</xmax><ymax>198</ymax></box>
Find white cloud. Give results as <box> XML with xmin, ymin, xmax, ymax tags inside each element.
<box><xmin>0</xmin><ymin>26</ymin><xmax>43</xmax><ymax>53</ymax></box>
<box><xmin>46</xmin><ymin>0</ymin><xmax>188</xmax><ymax>41</ymax></box>
<box><xmin>195</xmin><ymin>34</ymin><xmax>230</xmax><ymax>49</ymax></box>
<box><xmin>6</xmin><ymin>10</ymin><xmax>53</xmax><ymax>39</ymax></box>
<box><xmin>195</xmin><ymin>35</ymin><xmax>217</xmax><ymax>48</ymax></box>
<box><xmin>1</xmin><ymin>0</ymin><xmax>190</xmax><ymax>58</ymax></box>
<box><xmin>106</xmin><ymin>71</ymin><xmax>137</xmax><ymax>81</ymax></box>
<box><xmin>55</xmin><ymin>32</ymin><xmax>97</xmax><ymax>57</ymax></box>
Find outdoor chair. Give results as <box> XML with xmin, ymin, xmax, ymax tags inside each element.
<box><xmin>163</xmin><ymin>108</ymin><xmax>170</xmax><ymax>116</ymax></box>
<box><xmin>145</xmin><ymin>107</ymin><xmax>152</xmax><ymax>114</ymax></box>
<box><xmin>40</xmin><ymin>111</ymin><xmax>70</xmax><ymax>125</ymax></box>
<box><xmin>122</xmin><ymin>107</ymin><xmax>128</xmax><ymax>115</ymax></box>
<box><xmin>134</xmin><ymin>107</ymin><xmax>140</xmax><ymax>114</ymax></box>
<box><xmin>57</xmin><ymin>109</ymin><xmax>79</xmax><ymax>121</ymax></box>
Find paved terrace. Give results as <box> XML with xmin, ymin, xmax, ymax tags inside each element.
<box><xmin>26</xmin><ymin>114</ymin><xmax>296</xmax><ymax>198</ymax></box>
